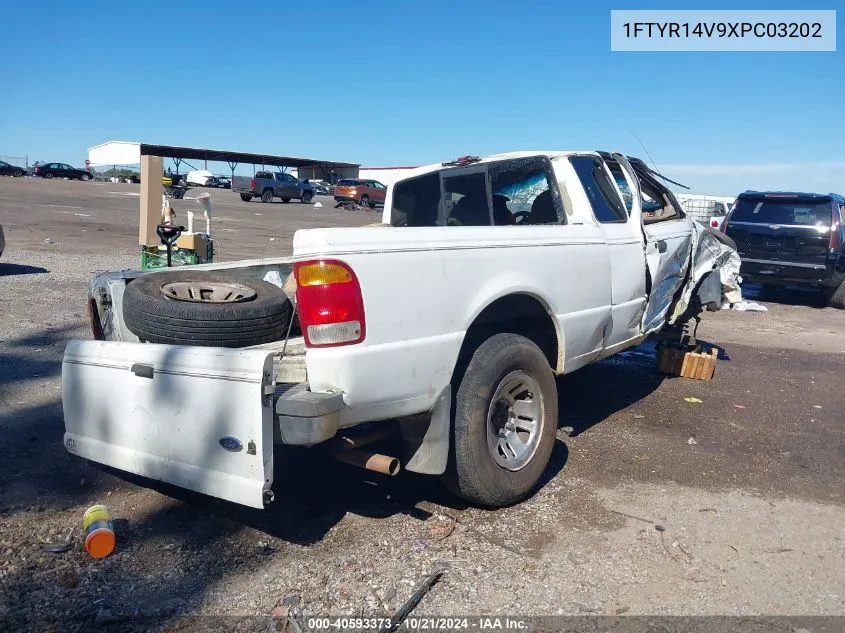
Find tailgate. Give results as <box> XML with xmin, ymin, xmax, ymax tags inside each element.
<box><xmin>230</xmin><ymin>176</ymin><xmax>253</xmax><ymax>193</ymax></box>
<box><xmin>62</xmin><ymin>340</ymin><xmax>276</xmax><ymax>509</ymax></box>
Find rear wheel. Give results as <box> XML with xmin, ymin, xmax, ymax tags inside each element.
<box><xmin>825</xmin><ymin>280</ymin><xmax>845</xmax><ymax>309</ymax></box>
<box><xmin>43</xmin><ymin>172</ymin><xmax>53</xmax><ymax>179</ymax></box>
<box><xmin>443</xmin><ymin>333</ymin><xmax>558</xmax><ymax>507</ymax></box>
<box><xmin>359</xmin><ymin>194</ymin><xmax>370</xmax><ymax>209</ymax></box>
<box><xmin>240</xmin><ymin>193</ymin><xmax>252</xmax><ymax>202</ymax></box>
<box><xmin>13</xmin><ymin>169</ymin><xmax>23</xmax><ymax>178</ymax></box>
<box><xmin>80</xmin><ymin>173</ymin><xmax>90</xmax><ymax>181</ymax></box>
<box><xmin>301</xmin><ymin>191</ymin><xmax>313</xmax><ymax>204</ymax></box>
<box><xmin>261</xmin><ymin>189</ymin><xmax>273</xmax><ymax>203</ymax></box>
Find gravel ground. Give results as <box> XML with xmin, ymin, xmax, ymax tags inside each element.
<box><xmin>0</xmin><ymin>180</ymin><xmax>843</xmax><ymax>632</ymax></box>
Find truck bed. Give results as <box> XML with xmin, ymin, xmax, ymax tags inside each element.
<box><xmin>246</xmin><ymin>335</ymin><xmax>307</xmax><ymax>384</ymax></box>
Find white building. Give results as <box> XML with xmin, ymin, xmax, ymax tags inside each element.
<box><xmin>87</xmin><ymin>140</ymin><xmax>142</xmax><ymax>168</ymax></box>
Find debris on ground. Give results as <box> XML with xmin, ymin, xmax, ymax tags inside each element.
<box><xmin>388</xmin><ymin>570</ymin><xmax>444</xmax><ymax>632</ymax></box>
<box><xmin>722</xmin><ymin>301</ymin><xmax>768</xmax><ymax>312</ymax></box>
<box><xmin>684</xmin><ymin>397</ymin><xmax>703</xmax><ymax>404</ymax></box>
<box><xmin>426</xmin><ymin>514</ymin><xmax>456</xmax><ymax>541</ymax></box>
<box><xmin>41</xmin><ymin>542</ymin><xmax>72</xmax><ymax>554</ymax></box>
<box><xmin>313</xmin><ymin>202</ymin><xmax>323</xmax><ymax>208</ymax></box>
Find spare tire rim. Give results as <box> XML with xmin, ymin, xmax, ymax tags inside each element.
<box><xmin>486</xmin><ymin>371</ymin><xmax>543</xmax><ymax>471</ymax></box>
<box><xmin>160</xmin><ymin>281</ymin><xmax>257</xmax><ymax>304</ymax></box>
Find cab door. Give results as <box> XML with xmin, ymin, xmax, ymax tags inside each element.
<box><xmin>568</xmin><ymin>153</ymin><xmax>647</xmax><ymax>355</ymax></box>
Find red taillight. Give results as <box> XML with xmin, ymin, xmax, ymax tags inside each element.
<box><xmin>250</xmin><ymin>179</ymin><xmax>256</xmax><ymax>189</ymax></box>
<box><xmin>831</xmin><ymin>221</ymin><xmax>841</xmax><ymax>251</ymax></box>
<box><xmin>294</xmin><ymin>259</ymin><xmax>365</xmax><ymax>347</ymax></box>
<box><xmin>87</xmin><ymin>297</ymin><xmax>105</xmax><ymax>340</ymax></box>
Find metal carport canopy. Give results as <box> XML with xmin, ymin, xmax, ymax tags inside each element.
<box><xmin>138</xmin><ymin>143</ymin><xmax>359</xmax><ymax>169</ymax></box>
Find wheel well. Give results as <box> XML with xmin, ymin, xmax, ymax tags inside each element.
<box><xmin>453</xmin><ymin>294</ymin><xmax>560</xmax><ymax>382</ymax></box>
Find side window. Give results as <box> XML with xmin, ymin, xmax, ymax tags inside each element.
<box><xmin>372</xmin><ymin>182</ymin><xmax>386</xmax><ymax>190</ymax></box>
<box><xmin>443</xmin><ymin>170</ymin><xmax>490</xmax><ymax>226</ymax></box>
<box><xmin>569</xmin><ymin>156</ymin><xmax>628</xmax><ymax>223</ymax></box>
<box><xmin>488</xmin><ymin>157</ymin><xmax>562</xmax><ymax>225</ymax></box>
<box><xmin>390</xmin><ymin>172</ymin><xmax>441</xmax><ymax>227</ymax></box>
<box><xmin>640</xmin><ymin>183</ymin><xmax>681</xmax><ymax>224</ymax></box>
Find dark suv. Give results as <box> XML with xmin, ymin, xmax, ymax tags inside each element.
<box><xmin>723</xmin><ymin>191</ymin><xmax>845</xmax><ymax>308</ymax></box>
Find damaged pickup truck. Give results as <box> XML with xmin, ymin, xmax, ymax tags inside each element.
<box><xmin>63</xmin><ymin>151</ymin><xmax>740</xmax><ymax>509</ymax></box>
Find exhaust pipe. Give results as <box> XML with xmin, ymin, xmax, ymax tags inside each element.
<box><xmin>332</xmin><ymin>447</ymin><xmax>401</xmax><ymax>476</ymax></box>
<box><xmin>334</xmin><ymin>426</ymin><xmax>395</xmax><ymax>450</ymax></box>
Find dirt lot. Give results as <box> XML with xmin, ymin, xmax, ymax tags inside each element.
<box><xmin>0</xmin><ymin>178</ymin><xmax>843</xmax><ymax>631</ymax></box>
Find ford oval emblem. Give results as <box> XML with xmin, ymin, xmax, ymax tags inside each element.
<box><xmin>219</xmin><ymin>436</ymin><xmax>243</xmax><ymax>452</ymax></box>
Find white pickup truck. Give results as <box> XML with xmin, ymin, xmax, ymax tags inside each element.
<box><xmin>63</xmin><ymin>151</ymin><xmax>740</xmax><ymax>510</ymax></box>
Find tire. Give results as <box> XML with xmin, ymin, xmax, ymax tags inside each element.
<box><xmin>13</xmin><ymin>169</ymin><xmax>23</xmax><ymax>178</ymax></box>
<box><xmin>281</xmin><ymin>197</ymin><xmax>291</xmax><ymax>203</ymax></box>
<box><xmin>301</xmin><ymin>191</ymin><xmax>313</xmax><ymax>204</ymax></box>
<box><xmin>359</xmin><ymin>194</ymin><xmax>370</xmax><ymax>208</ymax></box>
<box><xmin>122</xmin><ymin>271</ymin><xmax>293</xmax><ymax>347</ymax></box>
<box><xmin>826</xmin><ymin>279</ymin><xmax>845</xmax><ymax>309</ymax></box>
<box><xmin>443</xmin><ymin>333</ymin><xmax>558</xmax><ymax>507</ymax></box>
<box><xmin>261</xmin><ymin>189</ymin><xmax>273</xmax><ymax>203</ymax></box>
<box><xmin>43</xmin><ymin>172</ymin><xmax>53</xmax><ymax>179</ymax></box>
<box><xmin>240</xmin><ymin>194</ymin><xmax>252</xmax><ymax>202</ymax></box>
<box><xmin>80</xmin><ymin>173</ymin><xmax>90</xmax><ymax>181</ymax></box>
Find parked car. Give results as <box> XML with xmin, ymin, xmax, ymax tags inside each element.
<box><xmin>62</xmin><ymin>150</ymin><xmax>739</xmax><ymax>511</ymax></box>
<box><xmin>304</xmin><ymin>179</ymin><xmax>330</xmax><ymax>195</ymax></box>
<box><xmin>334</xmin><ymin>178</ymin><xmax>387</xmax><ymax>208</ymax></box>
<box><xmin>723</xmin><ymin>190</ymin><xmax>845</xmax><ymax>307</ymax></box>
<box><xmin>231</xmin><ymin>171</ymin><xmax>314</xmax><ymax>203</ymax></box>
<box><xmin>0</xmin><ymin>161</ymin><xmax>26</xmax><ymax>178</ymax></box>
<box><xmin>34</xmin><ymin>163</ymin><xmax>93</xmax><ymax>181</ymax></box>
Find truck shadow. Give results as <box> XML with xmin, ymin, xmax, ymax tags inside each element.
<box><xmin>0</xmin><ymin>262</ymin><xmax>50</xmax><ymax>276</ymax></box>
<box><xmin>557</xmin><ymin>340</ymin><xmax>667</xmax><ymax>437</ymax></box>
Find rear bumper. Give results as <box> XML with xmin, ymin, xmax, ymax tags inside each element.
<box><xmin>274</xmin><ymin>383</ymin><xmax>344</xmax><ymax>445</ymax></box>
<box><xmin>740</xmin><ymin>257</ymin><xmax>835</xmax><ymax>287</ymax></box>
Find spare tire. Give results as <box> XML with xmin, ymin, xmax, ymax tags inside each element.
<box><xmin>123</xmin><ymin>270</ymin><xmax>293</xmax><ymax>347</ymax></box>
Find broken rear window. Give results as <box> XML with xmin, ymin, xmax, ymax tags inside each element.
<box><xmin>489</xmin><ymin>157</ymin><xmax>561</xmax><ymax>225</ymax></box>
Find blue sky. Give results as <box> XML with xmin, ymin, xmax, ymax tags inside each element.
<box><xmin>0</xmin><ymin>0</ymin><xmax>842</xmax><ymax>195</ymax></box>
